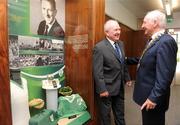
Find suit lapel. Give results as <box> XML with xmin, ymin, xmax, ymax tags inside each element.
<box><xmin>105</xmin><ymin>40</ymin><xmax>117</xmax><ymax>56</ymax></box>
<box><xmin>105</xmin><ymin>40</ymin><xmax>123</xmax><ymax>63</ymax></box>
<box><xmin>145</xmin><ymin>37</ymin><xmax>160</xmax><ymax>52</ymax></box>
<box><xmin>137</xmin><ymin>34</ymin><xmax>164</xmax><ymax>70</ymax></box>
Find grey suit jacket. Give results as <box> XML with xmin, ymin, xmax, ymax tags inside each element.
<box><xmin>93</xmin><ymin>38</ymin><xmax>130</xmax><ymax>96</ymax></box>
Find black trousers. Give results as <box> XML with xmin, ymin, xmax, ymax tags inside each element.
<box><xmin>141</xmin><ymin>107</ymin><xmax>166</xmax><ymax>125</ymax></box>
<box><xmin>97</xmin><ymin>86</ymin><xmax>125</xmax><ymax>125</ymax></box>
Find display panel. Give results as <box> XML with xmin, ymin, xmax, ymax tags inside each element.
<box><xmin>8</xmin><ymin>0</ymin><xmax>65</xmax><ymax>124</ymax></box>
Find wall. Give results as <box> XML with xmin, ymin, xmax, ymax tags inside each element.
<box><xmin>167</xmin><ymin>12</ymin><xmax>180</xmax><ymax>29</ymax></box>
<box><xmin>65</xmin><ymin>0</ymin><xmax>105</xmax><ymax>124</ymax></box>
<box><xmin>105</xmin><ymin>0</ymin><xmax>138</xmax><ymax>30</ymax></box>
<box><xmin>105</xmin><ymin>1</ymin><xmax>180</xmax><ymax>30</ymax></box>
<box><xmin>0</xmin><ymin>1</ymin><xmax>12</xmax><ymax>125</ymax></box>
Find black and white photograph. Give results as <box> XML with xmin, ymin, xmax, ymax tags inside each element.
<box><xmin>30</xmin><ymin>0</ymin><xmax>65</xmax><ymax>38</ymax></box>
<box><xmin>9</xmin><ymin>35</ymin><xmax>64</xmax><ymax>68</ymax></box>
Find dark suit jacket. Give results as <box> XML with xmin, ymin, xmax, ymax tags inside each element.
<box><xmin>93</xmin><ymin>38</ymin><xmax>130</xmax><ymax>96</ymax></box>
<box><xmin>133</xmin><ymin>33</ymin><xmax>177</xmax><ymax>111</ymax></box>
<box><xmin>37</xmin><ymin>20</ymin><xmax>65</xmax><ymax>38</ymax></box>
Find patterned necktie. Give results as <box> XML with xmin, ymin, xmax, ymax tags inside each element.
<box><xmin>114</xmin><ymin>42</ymin><xmax>123</xmax><ymax>62</ymax></box>
<box><xmin>136</xmin><ymin>38</ymin><xmax>152</xmax><ymax>69</ymax></box>
<box><xmin>44</xmin><ymin>25</ymin><xmax>49</xmax><ymax>35</ymax></box>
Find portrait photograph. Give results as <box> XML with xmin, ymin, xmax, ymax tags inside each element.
<box><xmin>30</xmin><ymin>0</ymin><xmax>65</xmax><ymax>38</ymax></box>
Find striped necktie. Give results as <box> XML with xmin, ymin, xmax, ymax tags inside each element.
<box><xmin>114</xmin><ymin>42</ymin><xmax>123</xmax><ymax>62</ymax></box>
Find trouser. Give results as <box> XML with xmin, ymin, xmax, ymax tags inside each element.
<box><xmin>97</xmin><ymin>87</ymin><xmax>125</xmax><ymax>125</ymax></box>
<box><xmin>142</xmin><ymin>107</ymin><xmax>166</xmax><ymax>125</ymax></box>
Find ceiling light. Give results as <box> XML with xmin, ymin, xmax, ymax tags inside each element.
<box><xmin>165</xmin><ymin>3</ymin><xmax>171</xmax><ymax>15</ymax></box>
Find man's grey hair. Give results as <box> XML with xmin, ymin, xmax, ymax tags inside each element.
<box><xmin>145</xmin><ymin>10</ymin><xmax>166</xmax><ymax>29</ymax></box>
<box><xmin>104</xmin><ymin>20</ymin><xmax>119</xmax><ymax>32</ymax></box>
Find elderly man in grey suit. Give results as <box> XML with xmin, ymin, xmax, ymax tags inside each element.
<box><xmin>93</xmin><ymin>20</ymin><xmax>132</xmax><ymax>125</ymax></box>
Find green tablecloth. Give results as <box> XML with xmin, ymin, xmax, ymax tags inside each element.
<box><xmin>29</xmin><ymin>109</ymin><xmax>58</xmax><ymax>125</ymax></box>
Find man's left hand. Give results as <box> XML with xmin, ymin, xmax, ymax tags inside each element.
<box><xmin>141</xmin><ymin>99</ymin><xmax>156</xmax><ymax>111</ymax></box>
<box><xmin>126</xmin><ymin>81</ymin><xmax>133</xmax><ymax>87</ymax></box>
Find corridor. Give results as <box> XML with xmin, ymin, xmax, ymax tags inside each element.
<box><xmin>124</xmin><ymin>84</ymin><xmax>180</xmax><ymax>125</ymax></box>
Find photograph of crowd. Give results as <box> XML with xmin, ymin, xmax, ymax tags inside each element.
<box><xmin>9</xmin><ymin>35</ymin><xmax>64</xmax><ymax>68</ymax></box>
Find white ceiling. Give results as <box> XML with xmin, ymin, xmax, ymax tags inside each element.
<box><xmin>118</xmin><ymin>0</ymin><xmax>180</xmax><ymax>18</ymax></box>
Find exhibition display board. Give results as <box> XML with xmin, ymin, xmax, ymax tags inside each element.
<box><xmin>9</xmin><ymin>0</ymin><xmax>66</xmax><ymax>124</ymax></box>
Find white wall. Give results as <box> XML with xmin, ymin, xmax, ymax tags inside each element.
<box><xmin>105</xmin><ymin>0</ymin><xmax>138</xmax><ymax>30</ymax></box>
<box><xmin>105</xmin><ymin>1</ymin><xmax>180</xmax><ymax>30</ymax></box>
<box><xmin>167</xmin><ymin>12</ymin><xmax>180</xmax><ymax>29</ymax></box>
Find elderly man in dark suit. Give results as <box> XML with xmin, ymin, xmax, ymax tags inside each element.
<box><xmin>37</xmin><ymin>0</ymin><xmax>64</xmax><ymax>38</ymax></box>
<box><xmin>93</xmin><ymin>20</ymin><xmax>132</xmax><ymax>125</ymax></box>
<box><xmin>133</xmin><ymin>10</ymin><xmax>177</xmax><ymax>125</ymax></box>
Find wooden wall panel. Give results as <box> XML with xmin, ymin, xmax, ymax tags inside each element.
<box><xmin>65</xmin><ymin>0</ymin><xmax>105</xmax><ymax>124</ymax></box>
<box><xmin>90</xmin><ymin>1</ymin><xmax>105</xmax><ymax>124</ymax></box>
<box><xmin>65</xmin><ymin>0</ymin><xmax>92</xmax><ymax>112</ymax></box>
<box><xmin>130</xmin><ymin>30</ymin><xmax>149</xmax><ymax>79</ymax></box>
<box><xmin>0</xmin><ymin>1</ymin><xmax>12</xmax><ymax>125</ymax></box>
<box><xmin>132</xmin><ymin>30</ymin><xmax>148</xmax><ymax>57</ymax></box>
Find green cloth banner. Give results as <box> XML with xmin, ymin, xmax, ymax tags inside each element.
<box><xmin>9</xmin><ymin>0</ymin><xmax>30</xmax><ymax>35</ymax></box>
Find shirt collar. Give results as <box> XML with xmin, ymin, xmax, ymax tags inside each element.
<box><xmin>106</xmin><ymin>37</ymin><xmax>116</xmax><ymax>47</ymax></box>
<box><xmin>151</xmin><ymin>29</ymin><xmax>165</xmax><ymax>40</ymax></box>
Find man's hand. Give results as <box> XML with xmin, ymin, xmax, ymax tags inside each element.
<box><xmin>100</xmin><ymin>91</ymin><xmax>109</xmax><ymax>97</ymax></box>
<box><xmin>126</xmin><ymin>80</ymin><xmax>133</xmax><ymax>87</ymax></box>
<box><xmin>141</xmin><ymin>99</ymin><xmax>156</xmax><ymax>111</ymax></box>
